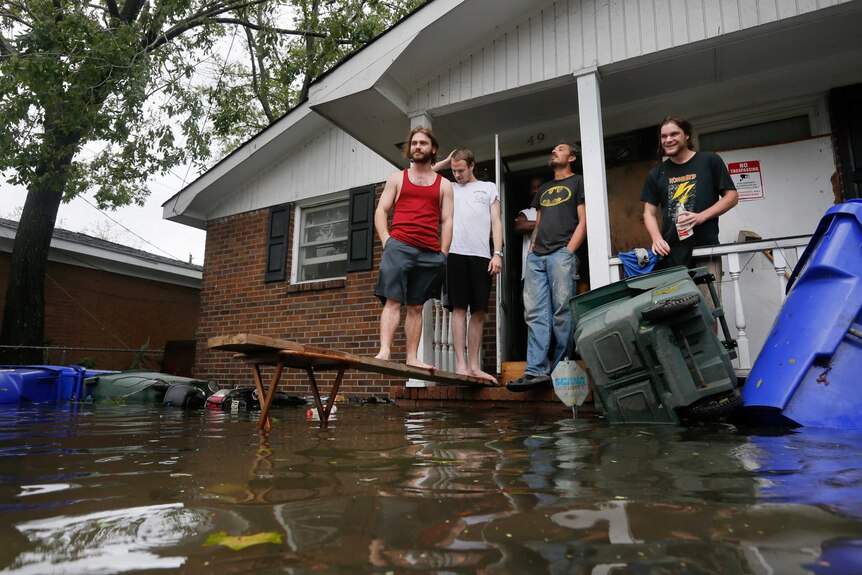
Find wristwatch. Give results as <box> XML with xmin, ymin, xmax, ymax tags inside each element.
<box><xmin>493</xmin><ymin>251</ymin><xmax>504</xmax><ymax>258</ymax></box>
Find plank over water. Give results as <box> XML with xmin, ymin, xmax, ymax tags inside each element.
<box><xmin>207</xmin><ymin>334</ymin><xmax>496</xmax><ymax>387</ymax></box>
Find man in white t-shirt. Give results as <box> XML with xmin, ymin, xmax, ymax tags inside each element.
<box><xmin>435</xmin><ymin>149</ymin><xmax>503</xmax><ymax>382</ymax></box>
<box><xmin>515</xmin><ymin>176</ymin><xmax>543</xmax><ymax>281</ymax></box>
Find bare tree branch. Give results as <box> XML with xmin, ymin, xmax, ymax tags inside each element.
<box><xmin>243</xmin><ymin>23</ymin><xmax>273</xmax><ymax>122</ymax></box>
<box><xmin>209</xmin><ymin>17</ymin><xmax>355</xmax><ymax>43</ymax></box>
<box><xmin>104</xmin><ymin>0</ymin><xmax>121</xmax><ymax>18</ymax></box>
<box><xmin>119</xmin><ymin>0</ymin><xmax>146</xmax><ymax>23</ymax></box>
<box><xmin>0</xmin><ymin>34</ymin><xmax>18</xmax><ymax>59</ymax></box>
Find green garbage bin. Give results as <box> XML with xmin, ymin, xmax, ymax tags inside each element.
<box><xmin>571</xmin><ymin>266</ymin><xmax>738</xmax><ymax>424</ymax></box>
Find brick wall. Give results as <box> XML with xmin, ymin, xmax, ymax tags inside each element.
<box><xmin>196</xmin><ymin>191</ymin><xmax>501</xmax><ymax>399</ymax></box>
<box><xmin>0</xmin><ymin>253</ymin><xmax>200</xmax><ymax>369</ymax></box>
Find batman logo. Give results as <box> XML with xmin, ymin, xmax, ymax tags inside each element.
<box><xmin>540</xmin><ymin>185</ymin><xmax>572</xmax><ymax>207</ymax></box>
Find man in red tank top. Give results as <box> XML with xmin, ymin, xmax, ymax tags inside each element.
<box><xmin>374</xmin><ymin>127</ymin><xmax>454</xmax><ymax>369</ymax></box>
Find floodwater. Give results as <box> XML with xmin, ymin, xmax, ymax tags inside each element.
<box><xmin>1</xmin><ymin>403</ymin><xmax>861</xmax><ymax>575</ymax></box>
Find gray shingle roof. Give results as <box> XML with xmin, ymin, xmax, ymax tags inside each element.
<box><xmin>0</xmin><ymin>217</ymin><xmax>202</xmax><ymax>273</ymax></box>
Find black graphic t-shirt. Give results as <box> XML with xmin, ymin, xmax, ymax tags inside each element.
<box><xmin>640</xmin><ymin>151</ymin><xmax>735</xmax><ymax>246</ymax></box>
<box><xmin>531</xmin><ymin>174</ymin><xmax>585</xmax><ymax>255</ymax></box>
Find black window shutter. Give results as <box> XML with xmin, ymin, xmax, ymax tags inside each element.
<box><xmin>265</xmin><ymin>204</ymin><xmax>290</xmax><ymax>282</ymax></box>
<box><xmin>346</xmin><ymin>185</ymin><xmax>376</xmax><ymax>272</ymax></box>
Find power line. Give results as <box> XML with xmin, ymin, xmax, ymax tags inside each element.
<box><xmin>76</xmin><ymin>195</ymin><xmax>187</xmax><ymax>262</ymax></box>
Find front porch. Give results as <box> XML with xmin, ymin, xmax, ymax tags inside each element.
<box><xmin>416</xmin><ymin>233</ymin><xmax>812</xmax><ymax>392</ymax></box>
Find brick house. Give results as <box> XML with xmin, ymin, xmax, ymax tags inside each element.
<box><xmin>166</xmin><ymin>0</ymin><xmax>862</xmax><ymax>400</ymax></box>
<box><xmin>0</xmin><ymin>218</ymin><xmax>201</xmax><ymax>372</ymax></box>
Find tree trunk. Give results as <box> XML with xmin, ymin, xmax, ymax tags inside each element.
<box><xmin>298</xmin><ymin>0</ymin><xmax>321</xmax><ymax>103</ymax></box>
<box><xmin>0</xmin><ymin>113</ymin><xmax>76</xmax><ymax>365</ymax></box>
<box><xmin>0</xmin><ymin>187</ymin><xmax>63</xmax><ymax>364</ymax></box>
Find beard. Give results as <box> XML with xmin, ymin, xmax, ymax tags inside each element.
<box><xmin>664</xmin><ymin>144</ymin><xmax>684</xmax><ymax>158</ymax></box>
<box><xmin>549</xmin><ymin>157</ymin><xmax>569</xmax><ymax>170</ymax></box>
<box><xmin>411</xmin><ymin>149</ymin><xmax>433</xmax><ymax>164</ymax></box>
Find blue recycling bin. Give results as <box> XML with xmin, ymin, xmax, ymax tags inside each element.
<box><xmin>0</xmin><ymin>365</ymin><xmax>87</xmax><ymax>403</ymax></box>
<box><xmin>742</xmin><ymin>199</ymin><xmax>862</xmax><ymax>428</ymax></box>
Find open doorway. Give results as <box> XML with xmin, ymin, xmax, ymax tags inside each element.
<box><xmin>492</xmin><ymin>126</ymin><xmax>659</xmax><ymax>363</ymax></box>
<box><xmin>501</xmin><ymin>167</ymin><xmax>551</xmax><ymax>361</ymax></box>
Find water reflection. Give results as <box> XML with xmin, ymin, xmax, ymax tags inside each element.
<box><xmin>1</xmin><ymin>404</ymin><xmax>862</xmax><ymax>573</ymax></box>
<box><xmin>5</xmin><ymin>503</ymin><xmax>209</xmax><ymax>574</ymax></box>
<box><xmin>740</xmin><ymin>427</ymin><xmax>862</xmax><ymax>519</ymax></box>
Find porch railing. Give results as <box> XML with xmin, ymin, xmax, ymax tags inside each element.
<box><xmin>410</xmin><ymin>301</ymin><xmax>481</xmax><ymax>387</ymax></box>
<box><xmin>415</xmin><ymin>235</ymin><xmax>812</xmax><ymax>383</ymax></box>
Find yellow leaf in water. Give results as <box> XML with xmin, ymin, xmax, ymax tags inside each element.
<box><xmin>203</xmin><ymin>531</ymin><xmax>282</xmax><ymax>551</ymax></box>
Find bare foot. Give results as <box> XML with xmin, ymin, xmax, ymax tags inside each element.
<box><xmin>375</xmin><ymin>351</ymin><xmax>390</xmax><ymax>361</ymax></box>
<box><xmin>406</xmin><ymin>359</ymin><xmax>435</xmax><ymax>371</ymax></box>
<box><xmin>470</xmin><ymin>368</ymin><xmax>498</xmax><ymax>383</ymax></box>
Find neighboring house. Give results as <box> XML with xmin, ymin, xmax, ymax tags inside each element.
<box><xmin>0</xmin><ymin>219</ymin><xmax>202</xmax><ymax>372</ymax></box>
<box><xmin>165</xmin><ymin>0</ymin><xmax>862</xmax><ymax>400</ymax></box>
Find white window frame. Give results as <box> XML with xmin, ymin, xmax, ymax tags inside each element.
<box><xmin>290</xmin><ymin>193</ymin><xmax>350</xmax><ymax>284</ymax></box>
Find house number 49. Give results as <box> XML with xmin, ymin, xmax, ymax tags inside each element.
<box><xmin>526</xmin><ymin>133</ymin><xmax>545</xmax><ymax>146</ymax></box>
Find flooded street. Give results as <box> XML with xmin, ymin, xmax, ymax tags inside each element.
<box><xmin>1</xmin><ymin>403</ymin><xmax>861</xmax><ymax>574</ymax></box>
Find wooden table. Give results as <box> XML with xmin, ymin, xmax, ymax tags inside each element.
<box><xmin>208</xmin><ymin>334</ymin><xmax>495</xmax><ymax>429</ymax></box>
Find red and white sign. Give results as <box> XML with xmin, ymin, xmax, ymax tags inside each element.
<box><xmin>728</xmin><ymin>160</ymin><xmax>764</xmax><ymax>201</ymax></box>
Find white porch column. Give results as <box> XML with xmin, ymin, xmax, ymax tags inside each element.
<box><xmin>409</xmin><ymin>112</ymin><xmax>433</xmax><ymax>129</ymax></box>
<box><xmin>576</xmin><ymin>71</ymin><xmax>612</xmax><ymax>288</ymax></box>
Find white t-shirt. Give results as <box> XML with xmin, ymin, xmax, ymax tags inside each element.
<box><xmin>450</xmin><ymin>180</ymin><xmax>499</xmax><ymax>258</ymax></box>
<box><xmin>519</xmin><ymin>207</ymin><xmax>537</xmax><ymax>279</ymax></box>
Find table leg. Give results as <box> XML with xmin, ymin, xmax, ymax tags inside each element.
<box><xmin>306</xmin><ymin>368</ymin><xmax>325</xmax><ymax>426</ymax></box>
<box><xmin>257</xmin><ymin>362</ymin><xmax>284</xmax><ymax>430</ymax></box>
<box><xmin>322</xmin><ymin>369</ymin><xmax>345</xmax><ymax>421</ymax></box>
<box><xmin>251</xmin><ymin>364</ymin><xmax>267</xmax><ymax>405</ymax></box>
<box><xmin>305</xmin><ymin>367</ymin><xmax>346</xmax><ymax>427</ymax></box>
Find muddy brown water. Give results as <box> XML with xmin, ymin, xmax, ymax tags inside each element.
<box><xmin>1</xmin><ymin>402</ymin><xmax>861</xmax><ymax>574</ymax></box>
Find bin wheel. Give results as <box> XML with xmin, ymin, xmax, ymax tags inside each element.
<box><xmin>683</xmin><ymin>389</ymin><xmax>743</xmax><ymax>421</ymax></box>
<box><xmin>641</xmin><ymin>293</ymin><xmax>700</xmax><ymax>323</ymax></box>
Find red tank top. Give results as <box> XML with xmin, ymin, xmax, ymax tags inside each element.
<box><xmin>390</xmin><ymin>170</ymin><xmax>442</xmax><ymax>251</ymax></box>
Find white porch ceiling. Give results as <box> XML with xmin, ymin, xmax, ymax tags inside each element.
<box><xmin>313</xmin><ymin>2</ymin><xmax>862</xmax><ymax>169</ymax></box>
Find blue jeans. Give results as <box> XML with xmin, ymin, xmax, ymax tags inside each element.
<box><xmin>523</xmin><ymin>248</ymin><xmax>579</xmax><ymax>376</ymax></box>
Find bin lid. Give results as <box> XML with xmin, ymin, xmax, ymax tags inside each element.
<box><xmin>787</xmin><ymin>199</ymin><xmax>862</xmax><ymax>293</ymax></box>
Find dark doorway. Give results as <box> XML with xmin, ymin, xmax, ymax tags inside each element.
<box><xmin>830</xmin><ymin>83</ymin><xmax>862</xmax><ymax>200</ymax></box>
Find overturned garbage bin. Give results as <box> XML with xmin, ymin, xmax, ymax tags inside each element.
<box><xmin>571</xmin><ymin>266</ymin><xmax>739</xmax><ymax>424</ymax></box>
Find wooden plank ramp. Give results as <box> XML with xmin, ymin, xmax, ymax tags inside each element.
<box><xmin>208</xmin><ymin>334</ymin><xmax>495</xmax><ymax>429</ymax></box>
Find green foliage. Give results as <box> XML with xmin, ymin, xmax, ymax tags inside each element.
<box><xmin>0</xmin><ymin>0</ymin><xmax>219</xmax><ymax>208</ymax></box>
<box><xmin>0</xmin><ymin>0</ymin><xmax>425</xmax><ymax>360</ymax></box>
<box><xmin>0</xmin><ymin>0</ymin><xmax>425</xmax><ymax>205</ymax></box>
<box><xmin>129</xmin><ymin>338</ymin><xmax>155</xmax><ymax>370</ymax></box>
<box><xmin>202</xmin><ymin>0</ymin><xmax>426</xmax><ymax>154</ymax></box>
<box><xmin>76</xmin><ymin>356</ymin><xmax>98</xmax><ymax>369</ymax></box>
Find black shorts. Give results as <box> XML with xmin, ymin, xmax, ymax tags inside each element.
<box><xmin>445</xmin><ymin>253</ymin><xmax>492</xmax><ymax>312</ymax></box>
<box><xmin>375</xmin><ymin>237</ymin><xmax>447</xmax><ymax>306</ymax></box>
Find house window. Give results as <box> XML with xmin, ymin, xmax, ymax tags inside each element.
<box><xmin>297</xmin><ymin>199</ymin><xmax>349</xmax><ymax>282</ymax></box>
<box><xmin>699</xmin><ymin>116</ymin><xmax>810</xmax><ymax>151</ymax></box>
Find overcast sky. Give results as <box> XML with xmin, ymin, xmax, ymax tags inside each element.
<box><xmin>1</xmin><ymin>6</ymin><xmax>311</xmax><ymax>268</ymax></box>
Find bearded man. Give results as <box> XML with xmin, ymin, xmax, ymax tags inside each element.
<box><xmin>374</xmin><ymin>126</ymin><xmax>454</xmax><ymax>369</ymax></box>
<box><xmin>507</xmin><ymin>143</ymin><xmax>586</xmax><ymax>392</ymax></box>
